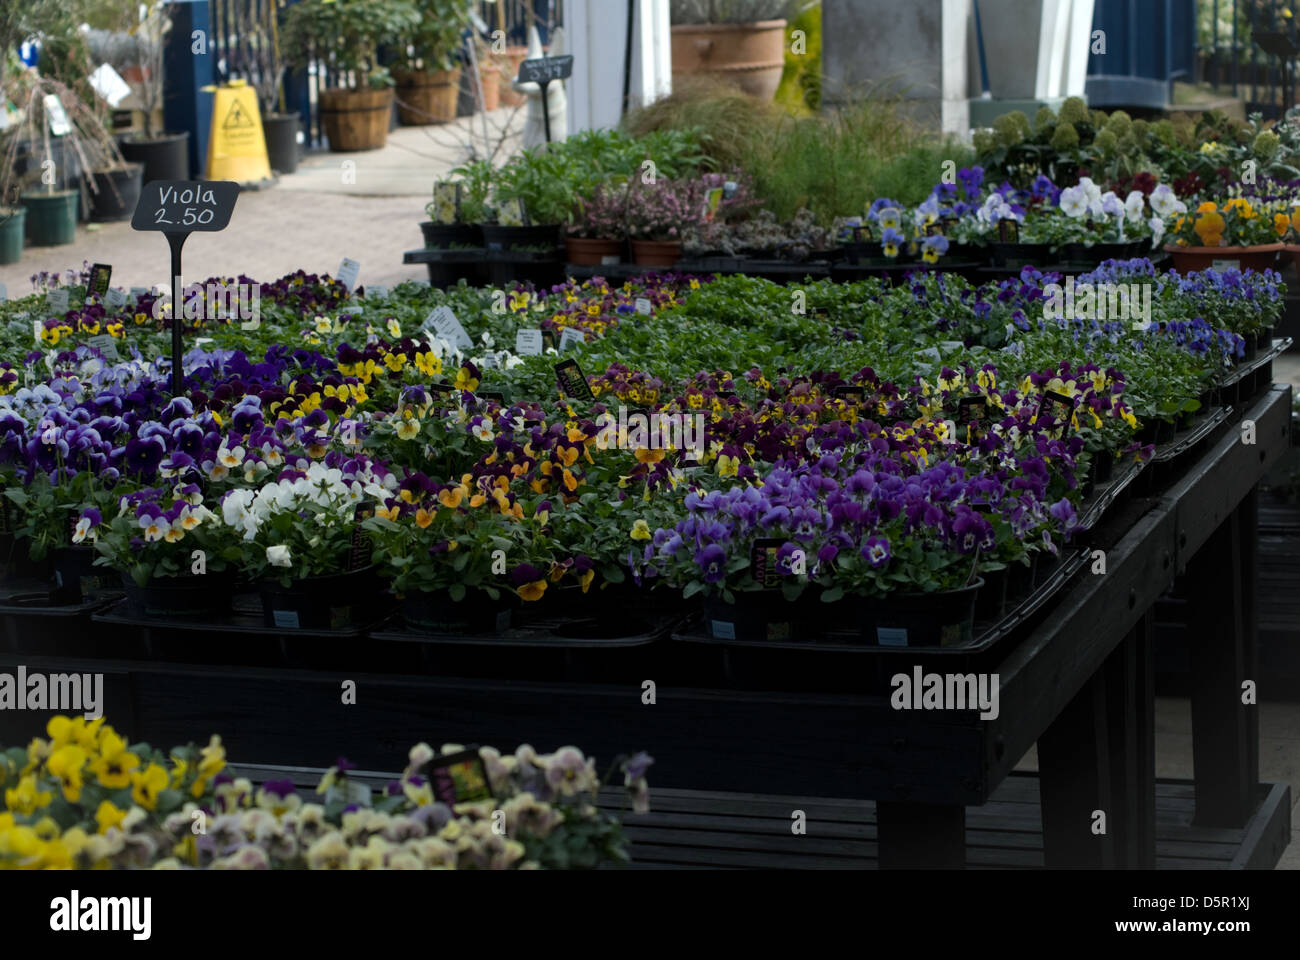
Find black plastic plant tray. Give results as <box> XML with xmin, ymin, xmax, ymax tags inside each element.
<box><xmin>668</xmin><ymin>547</ymin><xmax>1090</xmax><ymax>695</ymax></box>
<box><xmin>370</xmin><ymin>612</ymin><xmax>686</xmax><ymax>683</ymax></box>
<box><xmin>0</xmin><ymin>580</ymin><xmax>127</xmax><ymax>656</ymax></box>
<box><xmin>488</xmin><ymin>248</ymin><xmax>564</xmax><ymax>263</ymax></box>
<box><xmin>402</xmin><ymin>247</ymin><xmax>487</xmax><ymax>264</ymax></box>
<box><xmin>1220</xmin><ymin>337</ymin><xmax>1292</xmax><ymax>405</ymax></box>
<box><xmin>1152</xmin><ymin>406</ymin><xmax>1232</xmax><ymax>464</ymax></box>
<box><xmin>1077</xmin><ymin>456</ymin><xmax>1147</xmax><ymax>533</ymax></box>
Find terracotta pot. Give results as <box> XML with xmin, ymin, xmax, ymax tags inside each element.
<box><xmin>479</xmin><ymin>65</ymin><xmax>500</xmax><ymax>111</ymax></box>
<box><xmin>631</xmin><ymin>239</ymin><xmax>682</xmax><ymax>267</ymax></box>
<box><xmin>395</xmin><ymin>68</ymin><xmax>461</xmax><ymax>125</ymax></box>
<box><xmin>1163</xmin><ymin>242</ymin><xmax>1283</xmax><ymax>274</ymax></box>
<box><xmin>566</xmin><ymin>236</ymin><xmax>625</xmax><ymax>266</ymax></box>
<box><xmin>320</xmin><ymin>87</ymin><xmax>393</xmax><ymax>151</ymax></box>
<box><xmin>670</xmin><ymin>20</ymin><xmax>787</xmax><ymax>100</ymax></box>
<box><xmin>497</xmin><ymin>46</ymin><xmax>531</xmax><ymax>106</ymax></box>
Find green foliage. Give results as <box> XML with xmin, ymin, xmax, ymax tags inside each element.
<box><xmin>774</xmin><ymin>1</ymin><xmax>821</xmax><ymax>113</ymax></box>
<box><xmin>281</xmin><ymin>0</ymin><xmax>419</xmax><ymax>88</ymax></box>
<box><xmin>402</xmin><ymin>0</ymin><xmax>472</xmax><ymax>71</ymax></box>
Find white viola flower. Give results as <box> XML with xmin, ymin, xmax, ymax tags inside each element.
<box><xmin>218</xmin><ymin>444</ymin><xmax>245</xmax><ymax>469</ymax></box>
<box><xmin>1079</xmin><ymin>177</ymin><xmax>1102</xmax><ymax>204</ymax></box>
<box><xmin>221</xmin><ymin>489</ymin><xmax>254</xmax><ymax>527</ymax></box>
<box><xmin>1059</xmin><ymin>186</ymin><xmax>1088</xmax><ymax>218</ymax></box>
<box><xmin>266</xmin><ymin>544</ymin><xmax>292</xmax><ymax>568</ymax></box>
<box><xmin>174</xmin><ymin>505</ymin><xmax>202</xmax><ymax>532</ymax></box>
<box><xmin>72</xmin><ymin>517</ymin><xmax>96</xmax><ymax>543</ymax></box>
<box><xmin>1149</xmin><ymin>214</ymin><xmax>1166</xmax><ymax>248</ymax></box>
<box><xmin>1124</xmin><ymin>190</ymin><xmax>1146</xmax><ymax>223</ymax></box>
<box><xmin>139</xmin><ymin>513</ymin><xmax>169</xmax><ymax>543</ymax></box>
<box><xmin>472</xmin><ymin>422</ymin><xmax>494</xmax><ymax>442</ymax></box>
<box><xmin>1100</xmin><ymin>191</ymin><xmax>1125</xmax><ymax>218</ymax></box>
<box><xmin>1149</xmin><ymin>184</ymin><xmax>1186</xmax><ymax>218</ymax></box>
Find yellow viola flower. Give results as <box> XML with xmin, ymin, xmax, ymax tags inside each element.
<box><xmin>716</xmin><ymin>454</ymin><xmax>739</xmax><ymax>477</ymax></box>
<box><xmin>47</xmin><ymin>745</ymin><xmax>89</xmax><ymax>802</ymax></box>
<box><xmin>415</xmin><ymin>507</ymin><xmax>435</xmax><ymax>529</ymax></box>
<box><xmin>4</xmin><ymin>774</ymin><xmax>53</xmax><ymax>815</ymax></box>
<box><xmin>387</xmin><ymin>318</ymin><xmax>403</xmax><ymax>339</ymax></box>
<box><xmin>396</xmin><ymin>417</ymin><xmax>420</xmax><ymax>440</ymax></box>
<box><xmin>453</xmin><ymin>366</ymin><xmax>479</xmax><ymax>392</ymax></box>
<box><xmin>634</xmin><ymin>446</ymin><xmax>665</xmax><ymax>463</ymax></box>
<box><xmin>90</xmin><ymin>729</ymin><xmax>140</xmax><ymax>789</ymax></box>
<box><xmin>518</xmin><ymin>579</ymin><xmax>547</xmax><ymax>602</ymax></box>
<box><xmin>95</xmin><ymin>800</ymin><xmax>128</xmax><ymax>835</ymax></box>
<box><xmin>384</xmin><ymin>352</ymin><xmax>408</xmax><ymax>372</ymax></box>
<box><xmin>630</xmin><ymin>519</ymin><xmax>652</xmax><ymax>540</ymax></box>
<box><xmin>415</xmin><ymin>351</ymin><xmax>442</xmax><ymax>377</ymax></box>
<box><xmin>133</xmin><ymin>763</ymin><xmax>169</xmax><ymax>809</ymax></box>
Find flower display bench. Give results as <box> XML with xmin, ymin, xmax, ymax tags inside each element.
<box><xmin>0</xmin><ymin>385</ymin><xmax>1290</xmax><ymax>870</ymax></box>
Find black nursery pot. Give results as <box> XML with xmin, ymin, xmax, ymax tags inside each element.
<box><xmin>263</xmin><ymin>113</ymin><xmax>301</xmax><ymax>175</ymax></box>
<box><xmin>87</xmin><ymin>164</ymin><xmax>144</xmax><ymax>222</ymax></box>
<box><xmin>258</xmin><ymin>566</ymin><xmax>380</xmax><ymax>630</ymax></box>
<box><xmin>989</xmin><ymin>242</ymin><xmax>1053</xmax><ymax>269</ymax></box>
<box><xmin>973</xmin><ymin>567</ymin><xmax>1009</xmax><ymax>623</ymax></box>
<box><xmin>122</xmin><ymin>570</ymin><xmax>234</xmax><ymax>619</ymax></box>
<box><xmin>854</xmin><ymin>579</ymin><xmax>983</xmax><ymax>647</ymax></box>
<box><xmin>119</xmin><ymin>131</ymin><xmax>190</xmax><ymax>184</ymax></box>
<box><xmin>704</xmin><ymin>591</ymin><xmax>804</xmax><ymax>642</ymax></box>
<box><xmin>401</xmin><ymin>588</ymin><xmax>515</xmax><ymax>634</ymax></box>
<box><xmin>420</xmin><ymin>222</ymin><xmax>483</xmax><ymax>248</ymax></box>
<box><xmin>52</xmin><ymin>546</ymin><xmax>118</xmax><ymax>604</ymax></box>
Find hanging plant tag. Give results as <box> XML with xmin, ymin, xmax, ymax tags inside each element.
<box><xmin>750</xmin><ymin>538</ymin><xmax>786</xmax><ymax>590</ymax></box>
<box><xmin>46</xmin><ymin>288</ymin><xmax>69</xmax><ymax>314</ymax></box>
<box><xmin>558</xmin><ymin>327</ymin><xmax>585</xmax><ymax>352</ymax></box>
<box><xmin>515</xmin><ymin>329</ymin><xmax>543</xmax><ymax>355</ymax></box>
<box><xmin>428</xmin><ymin>749</ymin><xmax>494</xmax><ymax>804</ymax></box>
<box><xmin>555</xmin><ymin>359</ymin><xmax>594</xmax><ymax>401</ymax></box>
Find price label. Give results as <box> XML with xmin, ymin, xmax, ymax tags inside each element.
<box><xmin>46</xmin><ymin>288</ymin><xmax>69</xmax><ymax>314</ymax></box>
<box><xmin>87</xmin><ymin>334</ymin><xmax>119</xmax><ymax>361</ymax></box>
<box><xmin>336</xmin><ymin>257</ymin><xmax>360</xmax><ymax>293</ymax></box>
<box><xmin>423</xmin><ymin>306</ymin><xmax>473</xmax><ymax>351</ymax></box>
<box><xmin>104</xmin><ymin>287</ymin><xmax>127</xmax><ymax>310</ymax></box>
<box><xmin>515</xmin><ymin>329</ymin><xmax>543</xmax><ymax>355</ymax></box>
<box><xmin>635</xmin><ymin>298</ymin><xmax>652</xmax><ymax>315</ymax></box>
<box><xmin>517</xmin><ymin>55</ymin><xmax>575</xmax><ymax>85</ymax></box>
<box><xmin>558</xmin><ymin>327</ymin><xmax>586</xmax><ymax>352</ymax></box>
<box><xmin>131</xmin><ymin>180</ymin><xmax>239</xmax><ymax>233</ymax></box>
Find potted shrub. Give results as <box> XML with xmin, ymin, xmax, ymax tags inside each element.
<box><xmin>567</xmin><ymin>181</ymin><xmax>628</xmax><ymax>265</ymax></box>
<box><xmin>394</xmin><ymin>0</ymin><xmax>470</xmax><ymax>126</ymax></box>
<box><xmin>1164</xmin><ymin>196</ymin><xmax>1287</xmax><ymax>273</ymax></box>
<box><xmin>115</xmin><ymin>2</ymin><xmax>191</xmax><ymax>183</ymax></box>
<box><xmin>231</xmin><ymin>0</ymin><xmax>300</xmax><ymax>174</ymax></box>
<box><xmin>624</xmin><ymin>176</ymin><xmax>708</xmax><ymax>266</ymax></box>
<box><xmin>282</xmin><ymin>0</ymin><xmax>419</xmax><ymax>153</ymax></box>
<box><xmin>484</xmin><ymin>146</ymin><xmax>569</xmax><ymax>284</ymax></box>
<box><xmin>668</xmin><ymin>0</ymin><xmax>793</xmax><ymax>101</ymax></box>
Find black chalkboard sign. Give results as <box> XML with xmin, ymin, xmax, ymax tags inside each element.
<box><xmin>517</xmin><ymin>55</ymin><xmax>574</xmax><ymax>84</ymax></box>
<box><xmin>131</xmin><ymin>180</ymin><xmax>240</xmax><ymax>232</ymax></box>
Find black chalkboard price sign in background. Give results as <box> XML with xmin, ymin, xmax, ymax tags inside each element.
<box><xmin>516</xmin><ymin>55</ymin><xmax>574</xmax><ymax>144</ymax></box>
<box><xmin>131</xmin><ymin>180</ymin><xmax>241</xmax><ymax>394</ymax></box>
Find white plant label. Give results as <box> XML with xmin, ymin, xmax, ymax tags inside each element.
<box><xmin>635</xmin><ymin>298</ymin><xmax>652</xmax><ymax>315</ymax></box>
<box><xmin>104</xmin><ymin>287</ymin><xmax>127</xmax><ymax>310</ymax></box>
<box><xmin>46</xmin><ymin>288</ymin><xmax>69</xmax><ymax>314</ymax></box>
<box><xmin>33</xmin><ymin>321</ymin><xmax>42</xmax><ymax>344</ymax></box>
<box><xmin>366</xmin><ymin>284</ymin><xmax>388</xmax><ymax>299</ymax></box>
<box><xmin>1211</xmin><ymin>259</ymin><xmax>1240</xmax><ymax>273</ymax></box>
<box><xmin>515</xmin><ymin>329</ymin><xmax>543</xmax><ymax>355</ymax></box>
<box><xmin>336</xmin><ymin>257</ymin><xmax>361</xmax><ymax>293</ymax></box>
<box><xmin>87</xmin><ymin>334</ymin><xmax>119</xmax><ymax>360</ymax></box>
<box><xmin>600</xmin><ymin>255</ymin><xmax>620</xmax><ymax>265</ymax></box>
<box><xmin>558</xmin><ymin>327</ymin><xmax>586</xmax><ymax>351</ymax></box>
<box><xmin>89</xmin><ymin>63</ymin><xmax>132</xmax><ymax>108</ymax></box>
<box><xmin>44</xmin><ymin>94</ymin><xmax>71</xmax><ymax>135</ymax></box>
<box><xmin>129</xmin><ymin>287</ymin><xmax>148</xmax><ymax>303</ymax></box>
<box><xmin>424</xmin><ymin>306</ymin><xmax>473</xmax><ymax>351</ymax></box>
<box><xmin>0</xmin><ymin>283</ymin><xmax>6</xmax><ymax>302</ymax></box>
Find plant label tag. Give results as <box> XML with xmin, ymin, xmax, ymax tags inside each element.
<box><xmin>431</xmin><ymin>182</ymin><xmax>460</xmax><ymax>224</ymax></box>
<box><xmin>558</xmin><ymin>326</ymin><xmax>585</xmax><ymax>352</ymax></box>
<box><xmin>703</xmin><ymin>186</ymin><xmax>723</xmax><ymax>221</ymax></box>
<box><xmin>1211</xmin><ymin>259</ymin><xmax>1240</xmax><ymax>273</ymax></box>
<box><xmin>131</xmin><ymin>180</ymin><xmax>239</xmax><ymax>232</ymax></box>
<box><xmin>424</xmin><ymin>306</ymin><xmax>473</xmax><ymax>351</ymax></box>
<box><xmin>46</xmin><ymin>288</ymin><xmax>69</xmax><ymax>314</ymax></box>
<box><xmin>832</xmin><ymin>384</ymin><xmax>864</xmax><ymax>404</ymax></box>
<box><xmin>710</xmin><ymin>619</ymin><xmax>736</xmax><ymax>640</ymax></box>
<box><xmin>32</xmin><ymin>320</ymin><xmax>42</xmax><ymax>344</ymax></box>
<box><xmin>129</xmin><ymin>287</ymin><xmax>148</xmax><ymax>304</ymax></box>
<box><xmin>195</xmin><ymin>337</ymin><xmax>214</xmax><ymax>345</ymax></box>
<box><xmin>478</xmin><ymin>390</ymin><xmax>506</xmax><ymax>403</ymax></box>
<box><xmin>635</xmin><ymin>297</ymin><xmax>652</xmax><ymax>315</ymax></box>
<box><xmin>44</xmin><ymin>94</ymin><xmax>72</xmax><ymax>135</ymax></box>
<box><xmin>350</xmin><ymin>503</ymin><xmax>375</xmax><ymax>571</ymax></box>
<box><xmin>555</xmin><ymin>359</ymin><xmax>594</xmax><ymax>401</ymax></box>
<box><xmin>272</xmin><ymin>609</ymin><xmax>300</xmax><ymax>629</ymax></box>
<box><xmin>515</xmin><ymin>329</ymin><xmax>543</xmax><ymax>355</ymax></box>
<box><xmin>366</xmin><ymin>284</ymin><xmax>388</xmax><ymax>299</ymax></box>
<box><xmin>600</xmin><ymin>254</ymin><xmax>620</xmax><ymax>265</ymax></box>
<box><xmin>87</xmin><ymin>263</ymin><xmax>112</xmax><ymax>298</ymax></box>
<box><xmin>104</xmin><ymin>286</ymin><xmax>127</xmax><ymax>310</ymax></box>
<box><xmin>87</xmin><ymin>334</ymin><xmax>119</xmax><ymax>360</ymax></box>
<box><xmin>876</xmin><ymin>626</ymin><xmax>908</xmax><ymax>646</ymax></box>
<box><xmin>89</xmin><ymin>62</ymin><xmax>133</xmax><ymax>108</ymax></box>
<box><xmin>957</xmin><ymin>395</ymin><xmax>989</xmax><ymax>442</ymax></box>
<box><xmin>1035</xmin><ymin>390</ymin><xmax>1076</xmax><ymax>439</ymax></box>
<box><xmin>997</xmin><ymin>219</ymin><xmax>1019</xmax><ymax>243</ymax></box>
<box><xmin>428</xmin><ymin>749</ymin><xmax>494</xmax><ymax>804</ymax></box>
<box><xmin>750</xmin><ymin>538</ymin><xmax>785</xmax><ymax>590</ymax></box>
<box><xmin>0</xmin><ymin>283</ymin><xmax>6</xmax><ymax>302</ymax></box>
<box><xmin>343</xmin><ymin>779</ymin><xmax>371</xmax><ymax>806</ymax></box>
<box><xmin>336</xmin><ymin>257</ymin><xmax>360</xmax><ymax>293</ymax></box>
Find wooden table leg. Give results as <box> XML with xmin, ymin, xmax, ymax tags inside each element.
<box><xmin>1038</xmin><ymin>670</ymin><xmax>1115</xmax><ymax>867</ymax></box>
<box><xmin>1187</xmin><ymin>499</ymin><xmax>1257</xmax><ymax>827</ymax></box>
<box><xmin>1101</xmin><ymin>615</ymin><xmax>1156</xmax><ymax>867</ymax></box>
<box><xmin>875</xmin><ymin>802</ymin><xmax>965</xmax><ymax>869</ymax></box>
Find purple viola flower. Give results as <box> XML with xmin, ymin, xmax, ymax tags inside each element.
<box><xmin>862</xmin><ymin>537</ymin><xmax>891</xmax><ymax>568</ymax></box>
<box><xmin>695</xmin><ymin>543</ymin><xmax>727</xmax><ymax>583</ymax></box>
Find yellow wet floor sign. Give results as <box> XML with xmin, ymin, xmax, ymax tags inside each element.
<box><xmin>204</xmin><ymin>79</ymin><xmax>271</xmax><ymax>183</ymax></box>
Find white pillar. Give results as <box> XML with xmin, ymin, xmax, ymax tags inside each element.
<box><xmin>565</xmin><ymin>0</ymin><xmax>672</xmax><ymax>135</ymax></box>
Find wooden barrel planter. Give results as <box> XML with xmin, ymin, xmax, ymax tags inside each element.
<box><xmin>395</xmin><ymin>68</ymin><xmax>461</xmax><ymax>125</ymax></box>
<box><xmin>670</xmin><ymin>20</ymin><xmax>787</xmax><ymax>100</ymax></box>
<box><xmin>320</xmin><ymin>87</ymin><xmax>394</xmax><ymax>152</ymax></box>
